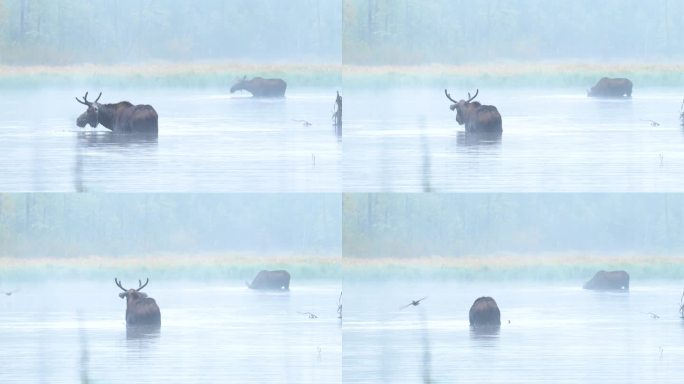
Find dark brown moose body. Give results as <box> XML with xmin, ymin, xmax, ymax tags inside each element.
<box><xmin>469</xmin><ymin>296</ymin><xmax>501</xmax><ymax>327</ymax></box>
<box><xmin>587</xmin><ymin>77</ymin><xmax>633</xmax><ymax>98</ymax></box>
<box><xmin>583</xmin><ymin>270</ymin><xmax>629</xmax><ymax>291</ymax></box>
<box><xmin>115</xmin><ymin>278</ymin><xmax>161</xmax><ymax>327</ymax></box>
<box><xmin>445</xmin><ymin>89</ymin><xmax>502</xmax><ymax>134</ymax></box>
<box><xmin>230</xmin><ymin>76</ymin><xmax>287</xmax><ymax>98</ymax></box>
<box><xmin>76</xmin><ymin>92</ymin><xmax>158</xmax><ymax>134</ymax></box>
<box><xmin>246</xmin><ymin>270</ymin><xmax>291</xmax><ymax>290</ymax></box>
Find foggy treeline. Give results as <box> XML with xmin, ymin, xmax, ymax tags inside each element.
<box><xmin>343</xmin><ymin>0</ymin><xmax>684</xmax><ymax>64</ymax></box>
<box><xmin>343</xmin><ymin>194</ymin><xmax>684</xmax><ymax>258</ymax></box>
<box><xmin>0</xmin><ymin>194</ymin><xmax>341</xmax><ymax>257</ymax></box>
<box><xmin>0</xmin><ymin>0</ymin><xmax>342</xmax><ymax>64</ymax></box>
<box><xmin>3</xmin><ymin>1</ymin><xmax>683</xmax><ymax>66</ymax></box>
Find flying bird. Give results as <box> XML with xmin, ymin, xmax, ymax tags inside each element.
<box><xmin>400</xmin><ymin>297</ymin><xmax>427</xmax><ymax>310</ymax></box>
<box><xmin>298</xmin><ymin>311</ymin><xmax>318</xmax><ymax>319</ymax></box>
<box><xmin>4</xmin><ymin>289</ymin><xmax>19</xmax><ymax>296</ymax></box>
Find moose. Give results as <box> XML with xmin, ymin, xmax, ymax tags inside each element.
<box><xmin>246</xmin><ymin>270</ymin><xmax>291</xmax><ymax>290</ymax></box>
<box><xmin>587</xmin><ymin>77</ymin><xmax>633</xmax><ymax>98</ymax></box>
<box><xmin>583</xmin><ymin>270</ymin><xmax>630</xmax><ymax>291</ymax></box>
<box><xmin>76</xmin><ymin>92</ymin><xmax>158</xmax><ymax>134</ymax></box>
<box><xmin>469</xmin><ymin>296</ymin><xmax>501</xmax><ymax>328</ymax></box>
<box><xmin>230</xmin><ymin>76</ymin><xmax>287</xmax><ymax>98</ymax></box>
<box><xmin>445</xmin><ymin>89</ymin><xmax>502</xmax><ymax>134</ymax></box>
<box><xmin>115</xmin><ymin>278</ymin><xmax>161</xmax><ymax>327</ymax></box>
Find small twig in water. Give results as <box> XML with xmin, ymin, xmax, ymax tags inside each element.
<box><xmin>646</xmin><ymin>312</ymin><xmax>660</xmax><ymax>319</ymax></box>
<box><xmin>641</xmin><ymin>119</ymin><xmax>660</xmax><ymax>127</ymax></box>
<box><xmin>337</xmin><ymin>291</ymin><xmax>343</xmax><ymax>320</ymax></box>
<box><xmin>679</xmin><ymin>290</ymin><xmax>684</xmax><ymax>318</ymax></box>
<box><xmin>298</xmin><ymin>311</ymin><xmax>318</xmax><ymax>319</ymax></box>
<box><xmin>293</xmin><ymin>119</ymin><xmax>312</xmax><ymax>127</ymax></box>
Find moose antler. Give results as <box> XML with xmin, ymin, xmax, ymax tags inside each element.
<box><xmin>114</xmin><ymin>278</ymin><xmax>127</xmax><ymax>292</ymax></box>
<box><xmin>136</xmin><ymin>278</ymin><xmax>150</xmax><ymax>291</ymax></box>
<box><xmin>467</xmin><ymin>89</ymin><xmax>479</xmax><ymax>103</ymax></box>
<box><xmin>75</xmin><ymin>91</ymin><xmax>102</xmax><ymax>106</ymax></box>
<box><xmin>444</xmin><ymin>89</ymin><xmax>459</xmax><ymax>104</ymax></box>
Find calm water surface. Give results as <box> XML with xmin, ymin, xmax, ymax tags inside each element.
<box><xmin>344</xmin><ymin>88</ymin><xmax>684</xmax><ymax>191</ymax></box>
<box><xmin>0</xmin><ymin>88</ymin><xmax>341</xmax><ymax>192</ymax></box>
<box><xmin>344</xmin><ymin>280</ymin><xmax>684</xmax><ymax>383</ymax></box>
<box><xmin>0</xmin><ymin>280</ymin><xmax>341</xmax><ymax>383</ymax></box>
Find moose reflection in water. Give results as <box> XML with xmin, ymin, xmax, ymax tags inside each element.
<box><xmin>76</xmin><ymin>92</ymin><xmax>158</xmax><ymax>134</ymax></box>
<box><xmin>115</xmin><ymin>278</ymin><xmax>161</xmax><ymax>328</ymax></box>
<box><xmin>445</xmin><ymin>89</ymin><xmax>502</xmax><ymax>135</ymax></box>
<box><xmin>230</xmin><ymin>76</ymin><xmax>287</xmax><ymax>98</ymax></box>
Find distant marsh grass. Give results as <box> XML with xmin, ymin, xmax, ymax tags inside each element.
<box><xmin>1</xmin><ymin>62</ymin><xmax>684</xmax><ymax>89</ymax></box>
<box><xmin>0</xmin><ymin>254</ymin><xmax>340</xmax><ymax>281</ymax></box>
<box><xmin>343</xmin><ymin>254</ymin><xmax>684</xmax><ymax>281</ymax></box>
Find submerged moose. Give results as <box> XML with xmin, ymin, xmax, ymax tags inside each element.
<box><xmin>583</xmin><ymin>270</ymin><xmax>630</xmax><ymax>291</ymax></box>
<box><xmin>445</xmin><ymin>89</ymin><xmax>502</xmax><ymax>134</ymax></box>
<box><xmin>246</xmin><ymin>270</ymin><xmax>291</xmax><ymax>290</ymax></box>
<box><xmin>76</xmin><ymin>92</ymin><xmax>158</xmax><ymax>134</ymax></box>
<box><xmin>115</xmin><ymin>278</ymin><xmax>161</xmax><ymax>327</ymax></box>
<box><xmin>469</xmin><ymin>296</ymin><xmax>501</xmax><ymax>328</ymax></box>
<box><xmin>587</xmin><ymin>77</ymin><xmax>633</xmax><ymax>98</ymax></box>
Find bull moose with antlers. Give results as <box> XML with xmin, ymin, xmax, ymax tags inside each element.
<box><xmin>445</xmin><ymin>89</ymin><xmax>502</xmax><ymax>134</ymax></box>
<box><xmin>115</xmin><ymin>278</ymin><xmax>161</xmax><ymax>327</ymax></box>
<box><xmin>76</xmin><ymin>92</ymin><xmax>158</xmax><ymax>134</ymax></box>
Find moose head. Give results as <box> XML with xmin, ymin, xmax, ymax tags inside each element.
<box><xmin>115</xmin><ymin>277</ymin><xmax>151</xmax><ymax>303</ymax></box>
<box><xmin>75</xmin><ymin>91</ymin><xmax>102</xmax><ymax>128</ymax></box>
<box><xmin>230</xmin><ymin>75</ymin><xmax>248</xmax><ymax>93</ymax></box>
<box><xmin>445</xmin><ymin>89</ymin><xmax>480</xmax><ymax>126</ymax></box>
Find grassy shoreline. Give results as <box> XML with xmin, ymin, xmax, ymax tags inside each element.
<box><xmin>1</xmin><ymin>61</ymin><xmax>684</xmax><ymax>89</ymax></box>
<box><xmin>343</xmin><ymin>254</ymin><xmax>684</xmax><ymax>281</ymax></box>
<box><xmin>3</xmin><ymin>253</ymin><xmax>684</xmax><ymax>281</ymax></box>
<box><xmin>0</xmin><ymin>254</ymin><xmax>340</xmax><ymax>281</ymax></box>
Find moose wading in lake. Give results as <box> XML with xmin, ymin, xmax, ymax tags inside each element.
<box><xmin>445</xmin><ymin>89</ymin><xmax>502</xmax><ymax>134</ymax></box>
<box><xmin>76</xmin><ymin>92</ymin><xmax>158</xmax><ymax>134</ymax></box>
<box><xmin>469</xmin><ymin>296</ymin><xmax>501</xmax><ymax>328</ymax></box>
<box><xmin>115</xmin><ymin>278</ymin><xmax>161</xmax><ymax>327</ymax></box>
<box><xmin>587</xmin><ymin>77</ymin><xmax>633</xmax><ymax>98</ymax></box>
<box><xmin>246</xmin><ymin>270</ymin><xmax>291</xmax><ymax>290</ymax></box>
<box><xmin>230</xmin><ymin>76</ymin><xmax>287</xmax><ymax>98</ymax></box>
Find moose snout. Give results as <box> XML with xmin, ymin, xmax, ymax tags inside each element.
<box><xmin>76</xmin><ymin>114</ymin><xmax>88</xmax><ymax>127</ymax></box>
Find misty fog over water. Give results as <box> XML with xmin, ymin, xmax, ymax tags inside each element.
<box><xmin>2</xmin><ymin>1</ymin><xmax>684</xmax><ymax>383</ymax></box>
